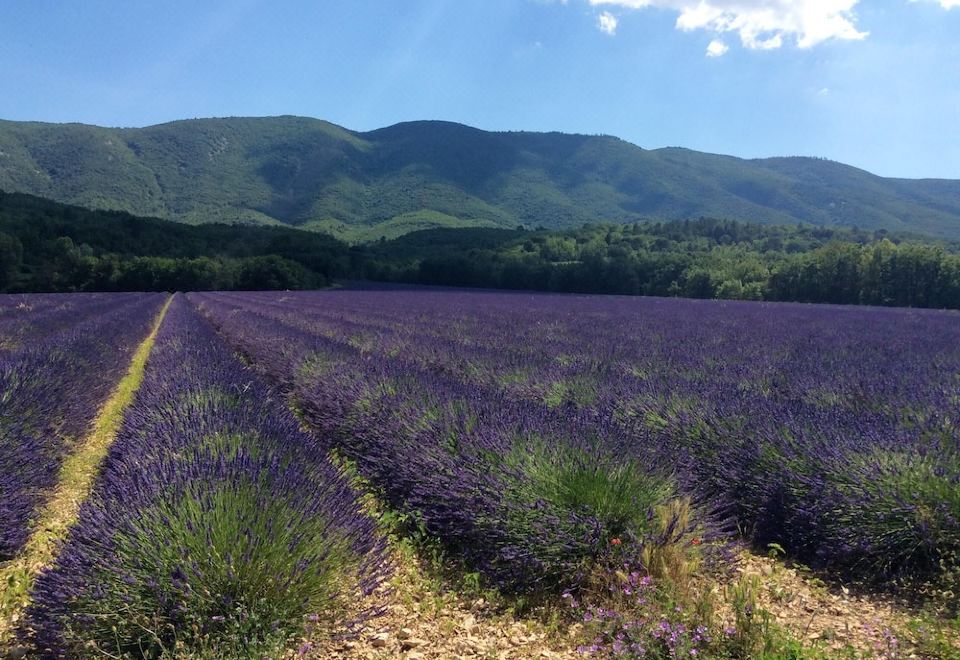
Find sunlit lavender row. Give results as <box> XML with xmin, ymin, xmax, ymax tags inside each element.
<box><xmin>192</xmin><ymin>288</ymin><xmax>960</xmax><ymax>586</ymax></box>
<box><xmin>24</xmin><ymin>296</ymin><xmax>389</xmax><ymax>657</ymax></box>
<box><xmin>0</xmin><ymin>292</ymin><xmax>166</xmax><ymax>558</ymax></box>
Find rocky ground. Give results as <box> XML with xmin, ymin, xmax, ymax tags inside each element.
<box><xmin>731</xmin><ymin>552</ymin><xmax>922</xmax><ymax>658</ymax></box>
<box><xmin>301</xmin><ymin>545</ymin><xmax>958</xmax><ymax>660</ymax></box>
<box><xmin>308</xmin><ymin>550</ymin><xmax>579</xmax><ymax>660</ymax></box>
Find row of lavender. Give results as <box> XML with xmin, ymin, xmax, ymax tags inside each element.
<box><xmin>190</xmin><ymin>291</ymin><xmax>711</xmax><ymax>591</ymax></box>
<box><xmin>192</xmin><ymin>289</ymin><xmax>960</xmax><ymax>586</ymax></box>
<box><xmin>0</xmin><ymin>293</ymin><xmax>144</xmax><ymax>355</ymax></box>
<box><xmin>23</xmin><ymin>296</ymin><xmax>389</xmax><ymax>657</ymax></box>
<box><xmin>0</xmin><ymin>292</ymin><xmax>166</xmax><ymax>558</ymax></box>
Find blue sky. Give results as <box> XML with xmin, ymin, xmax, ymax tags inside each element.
<box><xmin>0</xmin><ymin>0</ymin><xmax>957</xmax><ymax>178</ymax></box>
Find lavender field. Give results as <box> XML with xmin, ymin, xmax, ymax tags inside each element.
<box><xmin>3</xmin><ymin>288</ymin><xmax>959</xmax><ymax>657</ymax></box>
<box><xmin>191</xmin><ymin>289</ymin><xmax>960</xmax><ymax>584</ymax></box>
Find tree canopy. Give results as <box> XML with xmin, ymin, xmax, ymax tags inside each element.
<box><xmin>3</xmin><ymin>191</ymin><xmax>960</xmax><ymax>310</ymax></box>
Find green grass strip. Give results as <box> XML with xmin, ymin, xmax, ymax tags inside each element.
<box><xmin>0</xmin><ymin>294</ymin><xmax>172</xmax><ymax>647</ymax></box>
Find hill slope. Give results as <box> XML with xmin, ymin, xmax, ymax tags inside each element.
<box><xmin>1</xmin><ymin>116</ymin><xmax>958</xmax><ymax>240</ymax></box>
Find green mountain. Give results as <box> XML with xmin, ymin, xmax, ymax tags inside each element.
<box><xmin>1</xmin><ymin>116</ymin><xmax>958</xmax><ymax>240</ymax></box>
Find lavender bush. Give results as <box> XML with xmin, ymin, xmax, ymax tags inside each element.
<box><xmin>24</xmin><ymin>296</ymin><xmax>389</xmax><ymax>658</ymax></box>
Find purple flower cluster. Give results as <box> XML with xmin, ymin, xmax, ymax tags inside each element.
<box><xmin>0</xmin><ymin>292</ymin><xmax>166</xmax><ymax>558</ymax></box>
<box><xmin>191</xmin><ymin>288</ymin><xmax>960</xmax><ymax>584</ymax></box>
<box><xmin>23</xmin><ymin>296</ymin><xmax>389</xmax><ymax>656</ymax></box>
<box><xmin>568</xmin><ymin>572</ymin><xmax>713</xmax><ymax>657</ymax></box>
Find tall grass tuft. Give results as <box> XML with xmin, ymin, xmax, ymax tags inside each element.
<box><xmin>504</xmin><ymin>438</ymin><xmax>676</xmax><ymax>543</ymax></box>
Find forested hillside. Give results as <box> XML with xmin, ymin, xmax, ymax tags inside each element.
<box><xmin>0</xmin><ymin>192</ymin><xmax>351</xmax><ymax>291</ymax></box>
<box><xmin>1</xmin><ymin>116</ymin><xmax>959</xmax><ymax>240</ymax></box>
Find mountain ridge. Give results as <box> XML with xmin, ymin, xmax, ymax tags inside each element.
<box><xmin>1</xmin><ymin>115</ymin><xmax>958</xmax><ymax>241</ymax></box>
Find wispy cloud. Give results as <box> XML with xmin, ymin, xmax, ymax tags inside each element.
<box><xmin>587</xmin><ymin>0</ymin><xmax>868</xmax><ymax>51</ymax></box>
<box><xmin>597</xmin><ymin>11</ymin><xmax>619</xmax><ymax>34</ymax></box>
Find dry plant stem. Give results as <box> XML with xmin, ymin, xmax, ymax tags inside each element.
<box><xmin>0</xmin><ymin>295</ymin><xmax>172</xmax><ymax>647</ymax></box>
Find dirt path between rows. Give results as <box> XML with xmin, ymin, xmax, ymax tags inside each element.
<box><xmin>306</xmin><ymin>545</ymin><xmax>957</xmax><ymax>659</ymax></box>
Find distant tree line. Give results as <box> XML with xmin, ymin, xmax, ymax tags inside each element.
<box><xmin>0</xmin><ymin>192</ymin><xmax>354</xmax><ymax>292</ymax></box>
<box><xmin>3</xmin><ymin>191</ymin><xmax>960</xmax><ymax>310</ymax></box>
<box><xmin>362</xmin><ymin>221</ymin><xmax>960</xmax><ymax>309</ymax></box>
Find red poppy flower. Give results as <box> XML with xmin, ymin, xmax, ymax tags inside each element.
<box><xmin>610</xmin><ymin>538</ymin><xmax>622</xmax><ymax>546</ymax></box>
<box><xmin>690</xmin><ymin>537</ymin><xmax>702</xmax><ymax>546</ymax></box>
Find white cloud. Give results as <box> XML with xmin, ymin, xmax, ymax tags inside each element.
<box><xmin>588</xmin><ymin>0</ymin><xmax>868</xmax><ymax>51</ymax></box>
<box><xmin>597</xmin><ymin>10</ymin><xmax>619</xmax><ymax>34</ymax></box>
<box><xmin>706</xmin><ymin>39</ymin><xmax>729</xmax><ymax>56</ymax></box>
